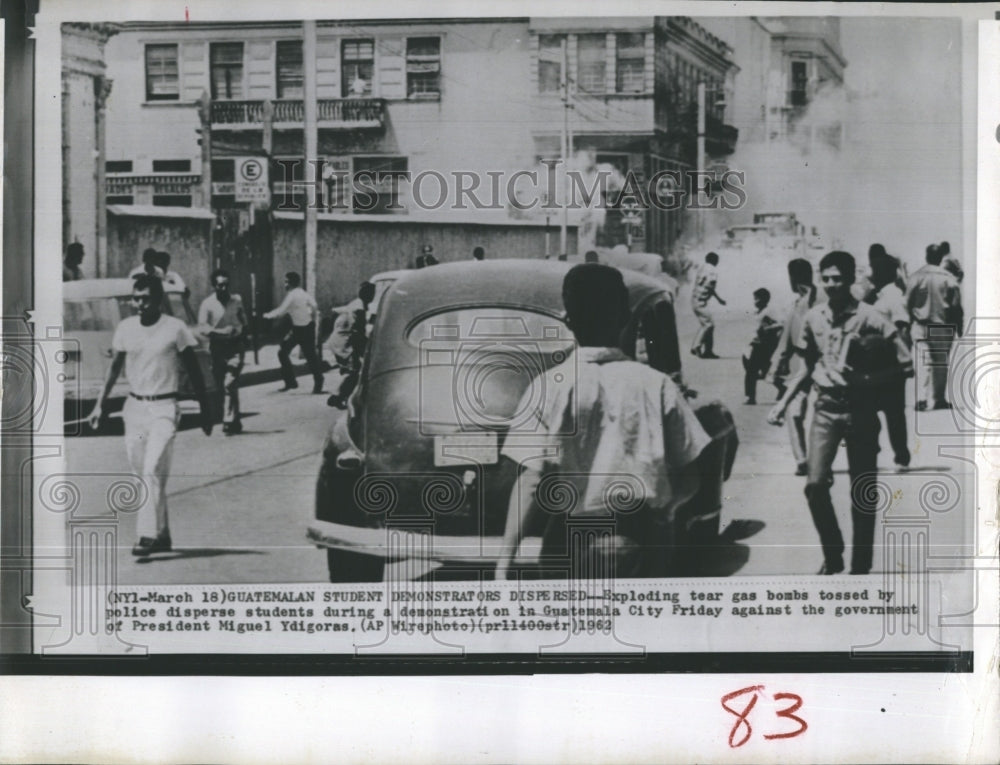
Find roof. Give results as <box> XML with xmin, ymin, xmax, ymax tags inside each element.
<box><xmin>107</xmin><ymin>204</ymin><xmax>216</xmax><ymax>220</ymax></box>
<box><xmin>63</xmin><ymin>278</ymin><xmax>186</xmax><ymax>300</ymax></box>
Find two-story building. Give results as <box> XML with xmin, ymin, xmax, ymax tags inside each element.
<box><xmin>96</xmin><ymin>17</ymin><xmax>738</xmax><ymax>307</ymax></box>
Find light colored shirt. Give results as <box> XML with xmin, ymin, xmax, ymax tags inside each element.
<box><xmin>112</xmin><ymin>314</ymin><xmax>197</xmax><ymax>396</ymax></box>
<box><xmin>873</xmin><ymin>283</ymin><xmax>909</xmax><ymax>327</ymax></box>
<box><xmin>502</xmin><ymin>347</ymin><xmax>711</xmax><ymax>515</ymax></box>
<box><xmin>906</xmin><ymin>264</ymin><xmax>962</xmax><ymax>326</ymax></box>
<box><xmin>264</xmin><ymin>287</ymin><xmax>317</xmax><ymax>326</ymax></box>
<box><xmin>198</xmin><ymin>293</ymin><xmax>247</xmax><ymax>339</ymax></box>
<box><xmin>772</xmin><ymin>288</ymin><xmax>816</xmax><ymax>383</ymax></box>
<box><xmin>691</xmin><ymin>263</ymin><xmax>718</xmax><ymax>306</ymax></box>
<box><xmin>796</xmin><ymin>298</ymin><xmax>911</xmax><ymax>390</ymax></box>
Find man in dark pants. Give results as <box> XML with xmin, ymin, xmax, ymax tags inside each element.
<box><xmin>769</xmin><ymin>251</ymin><xmax>912</xmax><ymax>575</ymax></box>
<box><xmin>870</xmin><ymin>254</ymin><xmax>912</xmax><ymax>467</ymax></box>
<box><xmin>198</xmin><ymin>268</ymin><xmax>248</xmax><ymax>434</ymax></box>
<box><xmin>263</xmin><ymin>271</ymin><xmax>324</xmax><ymax>394</ymax></box>
<box><xmin>742</xmin><ymin>287</ymin><xmax>783</xmax><ymax>405</ymax></box>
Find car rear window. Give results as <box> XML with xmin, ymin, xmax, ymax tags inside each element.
<box><xmin>406</xmin><ymin>306</ymin><xmax>573</xmax><ymax>349</ymax></box>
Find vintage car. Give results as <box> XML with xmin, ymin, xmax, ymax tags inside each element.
<box><xmin>308</xmin><ymin>259</ymin><xmax>737</xmax><ymax>582</ymax></box>
<box><xmin>62</xmin><ymin>278</ymin><xmax>216</xmax><ymax>432</ymax></box>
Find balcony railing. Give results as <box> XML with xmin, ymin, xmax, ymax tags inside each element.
<box><xmin>106</xmin><ymin>173</ymin><xmax>202</xmax><ymax>196</ymax></box>
<box><xmin>211</xmin><ymin>98</ymin><xmax>385</xmax><ymax>129</ymax></box>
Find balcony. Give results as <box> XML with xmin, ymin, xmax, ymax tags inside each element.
<box><xmin>210</xmin><ymin>98</ymin><xmax>385</xmax><ymax>130</ymax></box>
<box><xmin>705</xmin><ymin>117</ymin><xmax>738</xmax><ymax>156</ymax></box>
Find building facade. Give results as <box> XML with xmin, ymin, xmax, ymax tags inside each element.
<box><xmin>98</xmin><ymin>17</ymin><xmax>738</xmax><ymax>305</ymax></box>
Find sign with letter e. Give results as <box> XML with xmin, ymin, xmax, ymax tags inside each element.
<box><xmin>235</xmin><ymin>157</ymin><xmax>270</xmax><ymax>204</ymax></box>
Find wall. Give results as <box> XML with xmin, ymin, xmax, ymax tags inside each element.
<box><xmin>271</xmin><ymin>216</ymin><xmax>578</xmax><ymax>309</ymax></box>
<box><xmin>107</xmin><ymin>211</ymin><xmax>215</xmax><ymax>307</ymax></box>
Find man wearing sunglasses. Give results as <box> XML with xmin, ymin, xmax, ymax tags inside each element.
<box><xmin>87</xmin><ymin>274</ymin><xmax>213</xmax><ymax>557</ymax></box>
<box><xmin>198</xmin><ymin>268</ymin><xmax>247</xmax><ymax>434</ymax></box>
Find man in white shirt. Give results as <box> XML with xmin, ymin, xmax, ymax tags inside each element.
<box><xmin>198</xmin><ymin>268</ymin><xmax>248</xmax><ymax>434</ymax></box>
<box><xmin>496</xmin><ymin>264</ymin><xmax>711</xmax><ymax>580</ymax></box>
<box><xmin>87</xmin><ymin>274</ymin><xmax>212</xmax><ymax>557</ymax></box>
<box><xmin>263</xmin><ymin>271</ymin><xmax>324</xmax><ymax>393</ymax></box>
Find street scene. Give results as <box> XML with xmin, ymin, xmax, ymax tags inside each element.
<box><xmin>57</xmin><ymin>15</ymin><xmax>972</xmax><ymax>585</ymax></box>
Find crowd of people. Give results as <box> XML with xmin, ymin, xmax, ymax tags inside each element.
<box><xmin>687</xmin><ymin>241</ymin><xmax>963</xmax><ymax>574</ymax></box>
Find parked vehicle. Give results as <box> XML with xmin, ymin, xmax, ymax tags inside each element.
<box><xmin>308</xmin><ymin>259</ymin><xmax>737</xmax><ymax>581</ymax></box>
<box><xmin>62</xmin><ymin>278</ymin><xmax>216</xmax><ymax>432</ymax></box>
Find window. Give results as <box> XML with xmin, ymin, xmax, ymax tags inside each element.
<box><xmin>276</xmin><ymin>40</ymin><xmax>304</xmax><ymax>99</ymax></box>
<box><xmin>105</xmin><ymin>160</ymin><xmax>133</xmax><ymax>173</ymax></box>
<box><xmin>352</xmin><ymin>156</ymin><xmax>408</xmax><ymax>214</ymax></box>
<box><xmin>145</xmin><ymin>44</ymin><xmax>179</xmax><ymax>101</ymax></box>
<box><xmin>152</xmin><ymin>194</ymin><xmax>192</xmax><ymax>208</ymax></box>
<box><xmin>576</xmin><ymin>34</ymin><xmax>606</xmax><ymax>94</ymax></box>
<box><xmin>538</xmin><ymin>34</ymin><xmax>565</xmax><ymax>93</ymax></box>
<box><xmin>616</xmin><ymin>33</ymin><xmax>645</xmax><ymax>93</ymax></box>
<box><xmin>210</xmin><ymin>42</ymin><xmax>244</xmax><ymax>100</ymax></box>
<box><xmin>272</xmin><ymin>156</ymin><xmax>307</xmax><ymax>211</ymax></box>
<box><xmin>406</xmin><ymin>37</ymin><xmax>441</xmax><ymax>98</ymax></box>
<box><xmin>790</xmin><ymin>60</ymin><xmax>808</xmax><ymax>106</ymax></box>
<box><xmin>342</xmin><ymin>39</ymin><xmax>374</xmax><ymax>97</ymax></box>
<box><xmin>105</xmin><ymin>195</ymin><xmax>134</xmax><ymax>206</ymax></box>
<box><xmin>152</xmin><ymin>159</ymin><xmax>192</xmax><ymax>173</ymax></box>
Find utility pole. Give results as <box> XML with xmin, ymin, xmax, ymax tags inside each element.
<box><xmin>696</xmin><ymin>81</ymin><xmax>706</xmax><ymax>246</ymax></box>
<box><xmin>559</xmin><ymin>38</ymin><xmax>569</xmax><ymax>256</ymax></box>
<box><xmin>303</xmin><ymin>20</ymin><xmax>318</xmax><ymax>296</ymax></box>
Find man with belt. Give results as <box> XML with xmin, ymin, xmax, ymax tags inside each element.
<box><xmin>907</xmin><ymin>243</ymin><xmax>963</xmax><ymax>411</ymax></box>
<box><xmin>768</xmin><ymin>251</ymin><xmax>912</xmax><ymax>575</ymax></box>
<box><xmin>87</xmin><ymin>274</ymin><xmax>212</xmax><ymax>557</ymax></box>
<box><xmin>198</xmin><ymin>268</ymin><xmax>247</xmax><ymax>434</ymax></box>
<box><xmin>263</xmin><ymin>271</ymin><xmax>325</xmax><ymax>394</ymax></box>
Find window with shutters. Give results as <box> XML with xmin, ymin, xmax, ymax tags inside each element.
<box><xmin>145</xmin><ymin>44</ymin><xmax>179</xmax><ymax>101</ymax></box>
<box><xmin>538</xmin><ymin>34</ymin><xmax>565</xmax><ymax>93</ymax></box>
<box><xmin>342</xmin><ymin>39</ymin><xmax>374</xmax><ymax>97</ymax></box>
<box><xmin>276</xmin><ymin>40</ymin><xmax>304</xmax><ymax>99</ymax></box>
<box><xmin>616</xmin><ymin>33</ymin><xmax>645</xmax><ymax>94</ymax></box>
<box><xmin>406</xmin><ymin>37</ymin><xmax>441</xmax><ymax>98</ymax></box>
<box><xmin>210</xmin><ymin>42</ymin><xmax>244</xmax><ymax>100</ymax></box>
<box><xmin>576</xmin><ymin>34</ymin><xmax>606</xmax><ymax>94</ymax></box>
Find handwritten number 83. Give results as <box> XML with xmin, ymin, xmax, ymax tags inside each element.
<box><xmin>721</xmin><ymin>685</ymin><xmax>808</xmax><ymax>748</ymax></box>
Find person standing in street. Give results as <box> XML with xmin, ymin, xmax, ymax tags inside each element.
<box><xmin>496</xmin><ymin>264</ymin><xmax>711</xmax><ymax>580</ymax></box>
<box><xmin>87</xmin><ymin>274</ymin><xmax>213</xmax><ymax>557</ymax></box>
<box><xmin>63</xmin><ymin>242</ymin><xmax>84</xmax><ymax>281</ymax></box>
<box><xmin>741</xmin><ymin>288</ymin><xmax>783</xmax><ymax>405</ymax></box>
<box><xmin>906</xmin><ymin>243</ymin><xmax>963</xmax><ymax>411</ymax></box>
<box><xmin>771</xmin><ymin>259</ymin><xmax>818</xmax><ymax>476</ymax></box>
<box><xmin>870</xmin><ymin>254</ymin><xmax>912</xmax><ymax>468</ymax></box>
<box><xmin>198</xmin><ymin>268</ymin><xmax>248</xmax><ymax>435</ymax></box>
<box><xmin>263</xmin><ymin>271</ymin><xmax>325</xmax><ymax>394</ymax></box>
<box><xmin>768</xmin><ymin>251</ymin><xmax>912</xmax><ymax>575</ymax></box>
<box><xmin>690</xmin><ymin>251</ymin><xmax>726</xmax><ymax>359</ymax></box>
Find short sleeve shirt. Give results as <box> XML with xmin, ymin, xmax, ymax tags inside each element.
<box><xmin>873</xmin><ymin>283</ymin><xmax>909</xmax><ymax>327</ymax></box>
<box><xmin>796</xmin><ymin>299</ymin><xmax>910</xmax><ymax>390</ymax></box>
<box><xmin>501</xmin><ymin>347</ymin><xmax>712</xmax><ymax>515</ymax></box>
<box><xmin>692</xmin><ymin>264</ymin><xmax>718</xmax><ymax>305</ymax></box>
<box><xmin>112</xmin><ymin>315</ymin><xmax>197</xmax><ymax>396</ymax></box>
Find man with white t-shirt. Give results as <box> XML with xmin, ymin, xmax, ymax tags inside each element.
<box><xmin>87</xmin><ymin>274</ymin><xmax>212</xmax><ymax>557</ymax></box>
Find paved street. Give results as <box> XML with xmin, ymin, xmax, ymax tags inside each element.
<box><xmin>63</xmin><ymin>299</ymin><xmax>971</xmax><ymax>585</ymax></box>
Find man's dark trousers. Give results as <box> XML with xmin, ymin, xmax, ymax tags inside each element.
<box><xmin>278</xmin><ymin>322</ymin><xmax>323</xmax><ymax>389</ymax></box>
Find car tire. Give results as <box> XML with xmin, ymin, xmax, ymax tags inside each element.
<box><xmin>327</xmin><ymin>548</ymin><xmax>385</xmax><ymax>583</ymax></box>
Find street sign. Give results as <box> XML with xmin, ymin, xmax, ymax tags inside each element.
<box><xmin>235</xmin><ymin>157</ymin><xmax>270</xmax><ymax>204</ymax></box>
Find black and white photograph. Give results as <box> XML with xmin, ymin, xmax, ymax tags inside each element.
<box><xmin>2</xmin><ymin>1</ymin><xmax>999</xmax><ymax>763</ymax></box>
